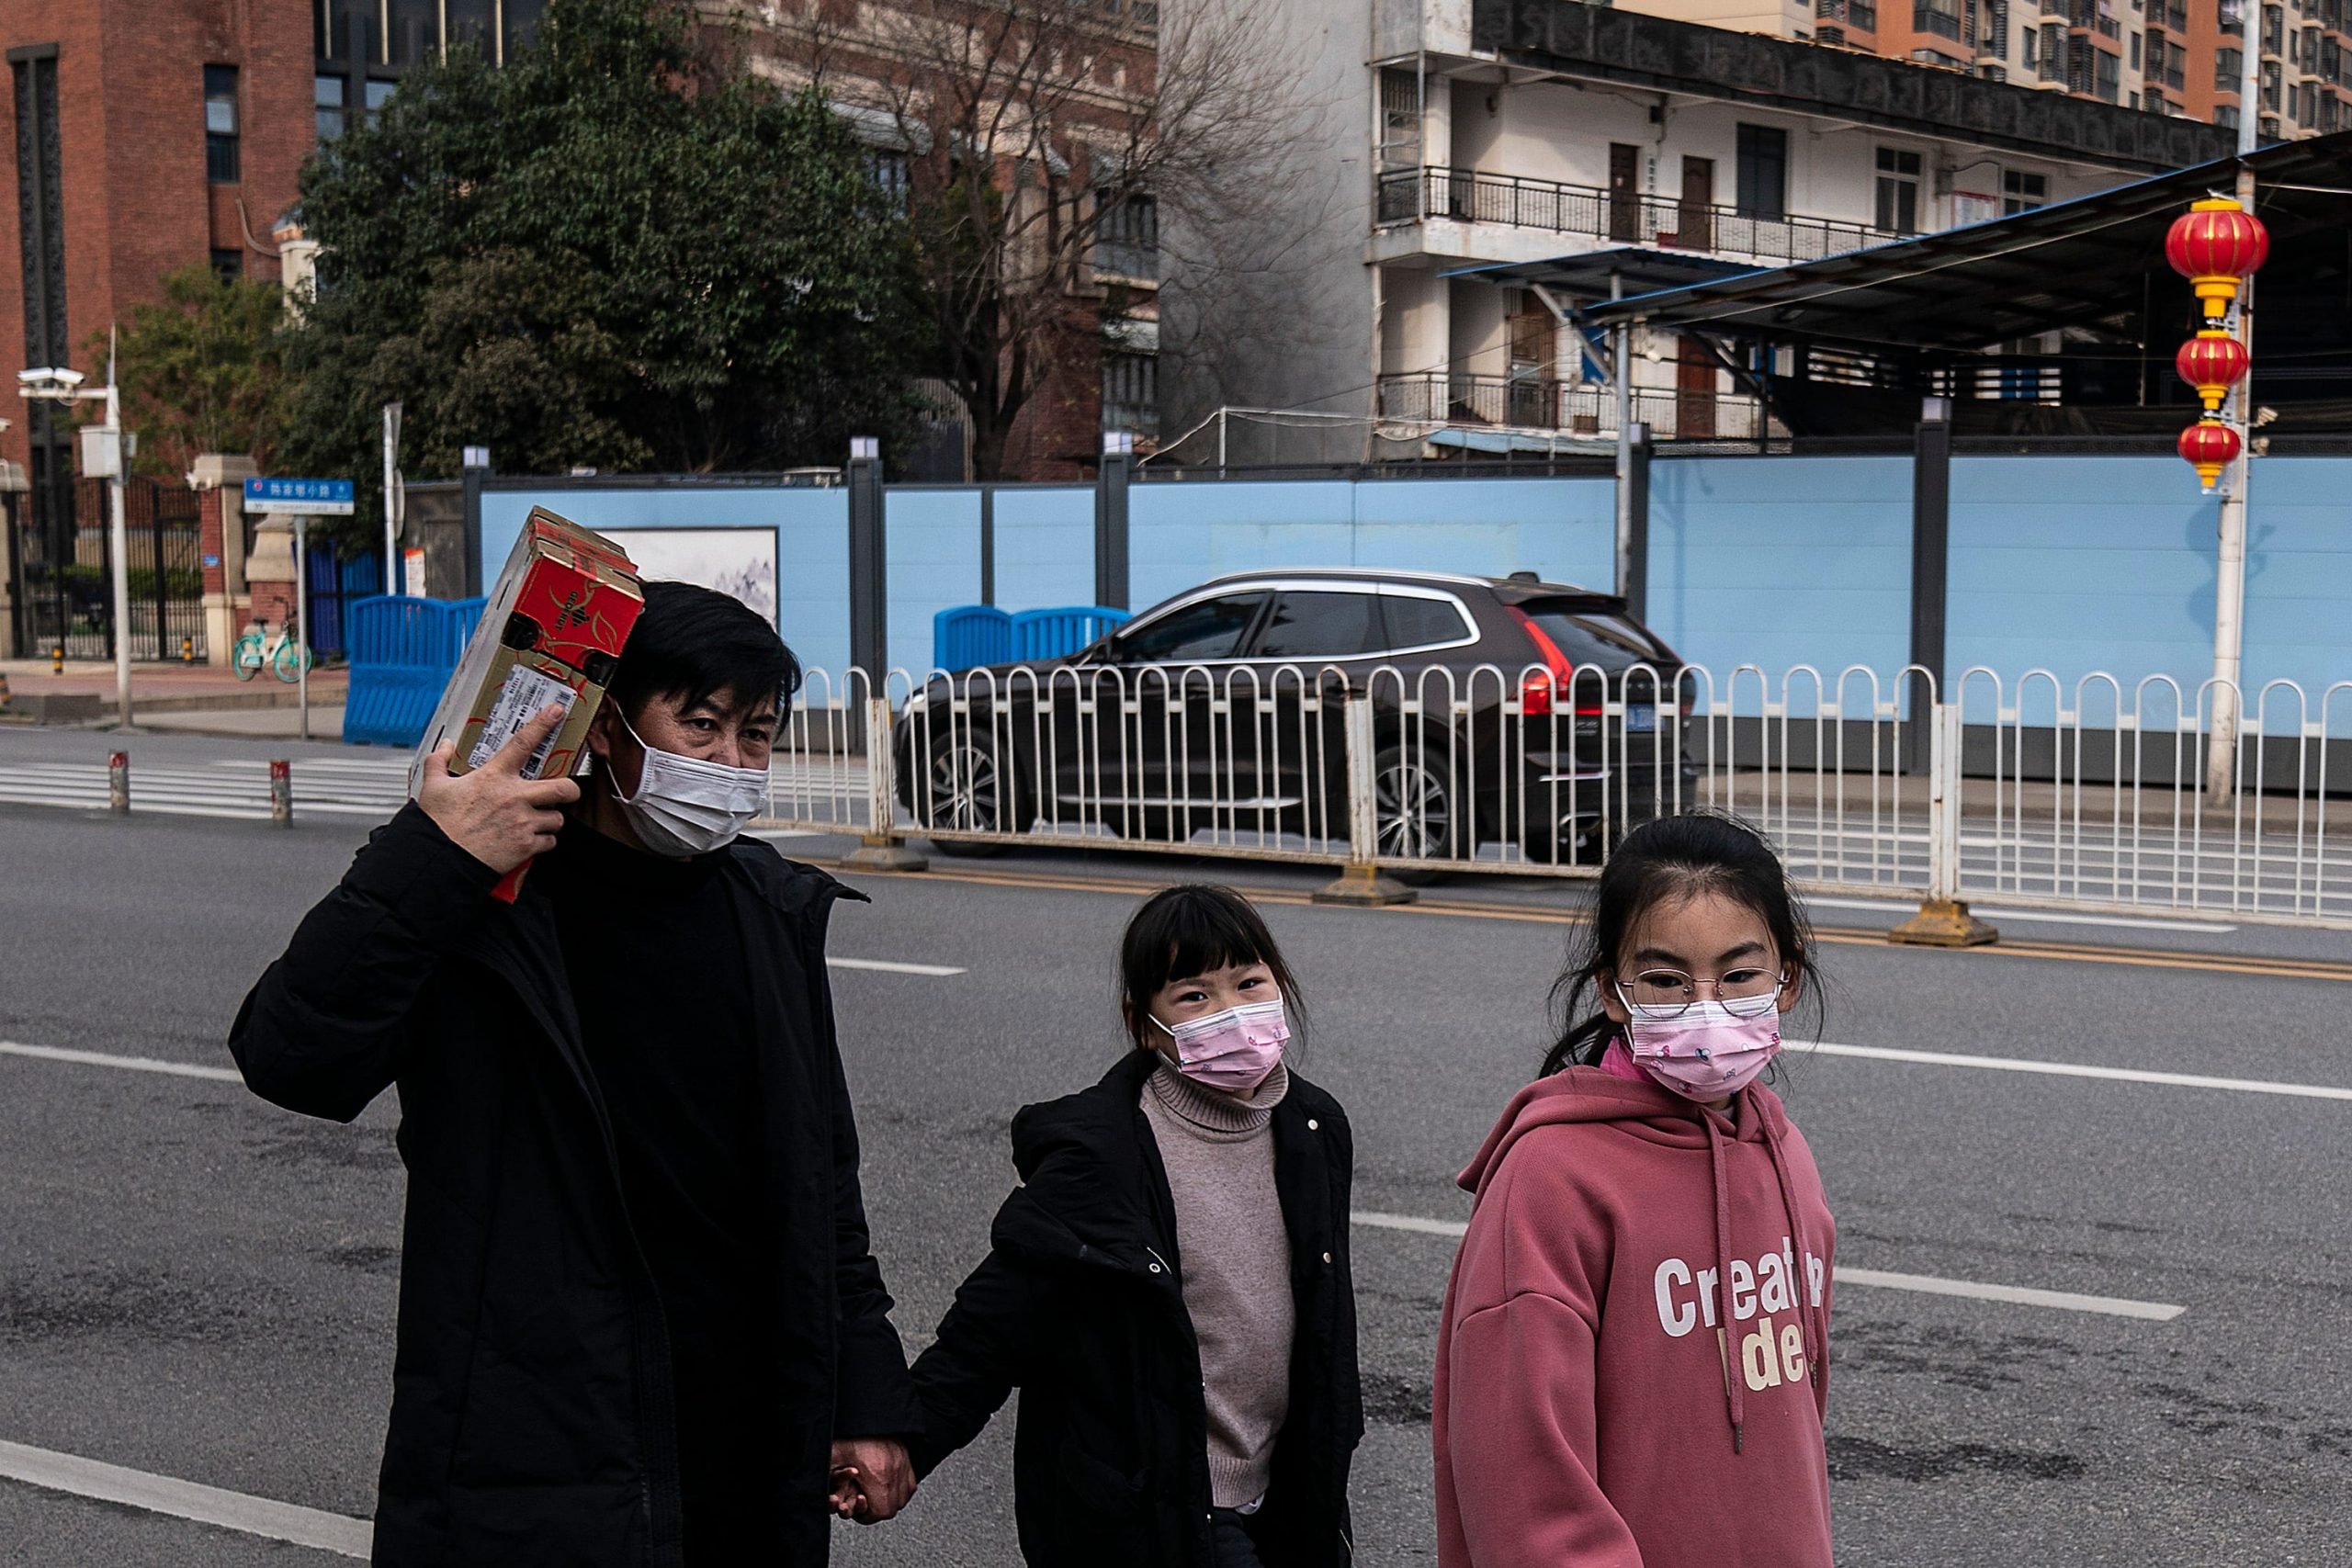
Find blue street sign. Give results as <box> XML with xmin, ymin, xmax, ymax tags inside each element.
<box><xmin>244</xmin><ymin>476</ymin><xmax>356</xmax><ymax>515</ymax></box>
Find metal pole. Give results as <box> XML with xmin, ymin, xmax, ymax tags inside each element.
<box><xmin>1613</xmin><ymin>320</ymin><xmax>1634</xmax><ymax>601</ymax></box>
<box><xmin>105</xmin><ymin>349</ymin><xmax>131</xmax><ymax>729</ymax></box>
<box><xmin>2205</xmin><ymin>161</ymin><xmax>2257</xmax><ymax>801</ymax></box>
<box><xmin>1908</xmin><ymin>396</ymin><xmax>1953</xmax><ymax>775</ymax></box>
<box><xmin>383</xmin><ymin>402</ymin><xmax>402</xmax><ymax>595</ymax></box>
<box><xmin>2237</xmin><ymin>2</ymin><xmax>2262</xmax><ymax>156</ymax></box>
<box><xmin>296</xmin><ymin>513</ymin><xmax>311</xmax><ymax>742</ymax></box>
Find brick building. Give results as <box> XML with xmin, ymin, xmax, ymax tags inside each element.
<box><xmin>3</xmin><ymin>2</ymin><xmax>550</xmax><ymax>489</ymax></box>
<box><xmin>2</xmin><ymin>0</ymin><xmax>548</xmax><ymax>660</ymax></box>
<box><xmin>717</xmin><ymin>0</ymin><xmax>1163</xmax><ymax>479</ymax></box>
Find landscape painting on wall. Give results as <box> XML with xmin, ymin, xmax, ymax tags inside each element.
<box><xmin>620</xmin><ymin>527</ymin><xmax>780</xmax><ymax>626</ymax></box>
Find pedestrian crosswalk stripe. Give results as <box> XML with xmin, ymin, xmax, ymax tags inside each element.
<box><xmin>0</xmin><ymin>761</ymin><xmax>409</xmax><ymax>822</ymax></box>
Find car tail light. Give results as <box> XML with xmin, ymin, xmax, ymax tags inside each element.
<box><xmin>1509</xmin><ymin>608</ymin><xmax>1602</xmax><ymax>719</ymax></box>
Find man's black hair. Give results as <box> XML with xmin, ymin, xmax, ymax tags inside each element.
<box><xmin>608</xmin><ymin>580</ymin><xmax>800</xmax><ymax>719</ymax></box>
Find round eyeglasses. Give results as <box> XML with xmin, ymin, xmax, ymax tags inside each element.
<box><xmin>1618</xmin><ymin>968</ymin><xmax>1784</xmax><ymax>1019</ymax></box>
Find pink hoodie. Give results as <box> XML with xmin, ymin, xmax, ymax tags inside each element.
<box><xmin>1433</xmin><ymin>1061</ymin><xmax>1836</xmax><ymax>1568</ymax></box>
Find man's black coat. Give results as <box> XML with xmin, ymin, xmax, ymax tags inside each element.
<box><xmin>909</xmin><ymin>1050</ymin><xmax>1363</xmax><ymax>1568</ymax></box>
<box><xmin>229</xmin><ymin>804</ymin><xmax>918</xmax><ymax>1566</ymax></box>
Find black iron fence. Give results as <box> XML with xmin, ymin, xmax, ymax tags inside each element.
<box><xmin>8</xmin><ymin>477</ymin><xmax>207</xmax><ymax>661</ymax></box>
<box><xmin>1376</xmin><ymin>167</ymin><xmax>1907</xmax><ymax>265</ymax></box>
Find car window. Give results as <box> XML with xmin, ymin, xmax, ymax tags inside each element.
<box><xmin>1520</xmin><ymin>602</ymin><xmax>1671</xmax><ymax>671</ymax></box>
<box><xmin>1253</xmin><ymin>590</ymin><xmax>1385</xmax><ymax>659</ymax></box>
<box><xmin>1381</xmin><ymin>593</ymin><xmax>1473</xmax><ymax>651</ymax></box>
<box><xmin>1118</xmin><ymin>592</ymin><xmax>1266</xmax><ymax>662</ymax></box>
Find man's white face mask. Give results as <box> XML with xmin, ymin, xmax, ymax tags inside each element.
<box><xmin>610</xmin><ymin>715</ymin><xmax>768</xmax><ymax>856</ymax></box>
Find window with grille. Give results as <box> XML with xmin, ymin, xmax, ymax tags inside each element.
<box><xmin>1874</xmin><ymin>147</ymin><xmax>1920</xmax><ymax>233</ymax></box>
<box><xmin>1379</xmin><ymin>67</ymin><xmax>1422</xmax><ymax>170</ymax></box>
<box><xmin>2217</xmin><ymin>45</ymin><xmax>2244</xmax><ymax>86</ymax></box>
<box><xmin>1102</xmin><ymin>349</ymin><xmax>1159</xmax><ymax>437</ymax></box>
<box><xmin>315</xmin><ymin>74</ymin><xmax>346</xmax><ymax>140</ymax></box>
<box><xmin>1913</xmin><ymin>0</ymin><xmax>1964</xmax><ymax>38</ymax></box>
<box><xmin>1735</xmin><ymin>125</ymin><xmax>1787</xmax><ymax>220</ymax></box>
<box><xmin>866</xmin><ymin>151</ymin><xmax>910</xmax><ymax>212</ymax></box>
<box><xmin>1094</xmin><ymin>191</ymin><xmax>1159</xmax><ymax>280</ymax></box>
<box><xmin>2096</xmin><ymin>47</ymin><xmax>2120</xmax><ymax>99</ymax></box>
<box><xmin>205</xmin><ymin>65</ymin><xmax>241</xmax><ymax>183</ymax></box>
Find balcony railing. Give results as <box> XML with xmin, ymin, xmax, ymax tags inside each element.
<box><xmin>1375</xmin><ymin>373</ymin><xmax>1767</xmax><ymax>443</ymax></box>
<box><xmin>1377</xmin><ymin>167</ymin><xmax>1907</xmax><ymax>266</ymax></box>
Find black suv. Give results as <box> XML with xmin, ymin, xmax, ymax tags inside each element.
<box><xmin>894</xmin><ymin>569</ymin><xmax>1692</xmax><ymax>863</ymax></box>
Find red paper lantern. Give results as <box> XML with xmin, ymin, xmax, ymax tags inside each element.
<box><xmin>2175</xmin><ymin>328</ymin><xmax>2251</xmax><ymax>413</ymax></box>
<box><xmin>2178</xmin><ymin>418</ymin><xmax>2242</xmax><ymax>489</ymax></box>
<box><xmin>2165</xmin><ymin>197</ymin><xmax>2270</xmax><ymax>320</ymax></box>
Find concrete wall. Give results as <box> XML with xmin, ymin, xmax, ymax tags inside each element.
<box><xmin>473</xmin><ymin>459</ymin><xmax>2352</xmax><ymax>705</ymax></box>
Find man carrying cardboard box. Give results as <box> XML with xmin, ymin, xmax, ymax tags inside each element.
<box><xmin>231</xmin><ymin>582</ymin><xmax>918</xmax><ymax>1566</ymax></box>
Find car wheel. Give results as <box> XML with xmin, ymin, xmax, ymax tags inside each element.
<box><xmin>919</xmin><ymin>735</ymin><xmax>1013</xmax><ymax>857</ymax></box>
<box><xmin>1373</xmin><ymin>743</ymin><xmax>1464</xmax><ymax>876</ymax></box>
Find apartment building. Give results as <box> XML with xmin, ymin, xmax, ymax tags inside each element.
<box><xmin>1622</xmin><ymin>0</ymin><xmax>2352</xmax><ymax>141</ymax></box>
<box><xmin>1158</xmin><ymin>0</ymin><xmax>2228</xmax><ymax>450</ymax></box>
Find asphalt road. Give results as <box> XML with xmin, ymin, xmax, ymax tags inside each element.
<box><xmin>2</xmin><ymin>725</ymin><xmax>2347</xmax><ymax>1565</ymax></box>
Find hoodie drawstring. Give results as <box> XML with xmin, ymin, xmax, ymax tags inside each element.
<box><xmin>1702</xmin><ymin>1108</ymin><xmax>1742</xmax><ymax>1454</ymax></box>
<box><xmin>1759</xmin><ymin>1107</ymin><xmax>1826</xmax><ymax>1395</ymax></box>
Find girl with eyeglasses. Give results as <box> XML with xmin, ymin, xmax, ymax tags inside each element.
<box><xmin>1434</xmin><ymin>813</ymin><xmax>1837</xmax><ymax>1568</ymax></box>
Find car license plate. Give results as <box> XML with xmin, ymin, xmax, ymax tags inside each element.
<box><xmin>1626</xmin><ymin>704</ymin><xmax>1656</xmax><ymax>732</ymax></box>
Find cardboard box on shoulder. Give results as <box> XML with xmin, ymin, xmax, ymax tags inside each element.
<box><xmin>413</xmin><ymin>508</ymin><xmax>645</xmax><ymax>798</ymax></box>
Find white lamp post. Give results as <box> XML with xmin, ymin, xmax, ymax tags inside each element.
<box><xmin>19</xmin><ymin>359</ymin><xmax>131</xmax><ymax>728</ymax></box>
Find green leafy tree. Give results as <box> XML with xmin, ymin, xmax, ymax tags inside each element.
<box><xmin>93</xmin><ymin>265</ymin><xmax>289</xmax><ymax>478</ymax></box>
<box><xmin>281</xmin><ymin>0</ymin><xmax>928</xmax><ymax>511</ymax></box>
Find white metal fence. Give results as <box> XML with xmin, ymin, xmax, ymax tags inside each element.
<box><xmin>767</xmin><ymin>662</ymin><xmax>2352</xmax><ymax>930</ymax></box>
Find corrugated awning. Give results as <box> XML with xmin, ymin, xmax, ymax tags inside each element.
<box><xmin>1575</xmin><ymin>130</ymin><xmax>2352</xmax><ymax>355</ymax></box>
<box><xmin>1442</xmin><ymin>246</ymin><xmax>1760</xmax><ymax>300</ymax></box>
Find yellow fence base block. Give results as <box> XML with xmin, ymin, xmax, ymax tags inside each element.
<box><xmin>1887</xmin><ymin>898</ymin><xmax>1999</xmax><ymax>948</ymax></box>
<box><xmin>843</xmin><ymin>834</ymin><xmax>930</xmax><ymax>873</ymax></box>
<box><xmin>1312</xmin><ymin>863</ymin><xmax>1419</xmax><ymax>908</ymax></box>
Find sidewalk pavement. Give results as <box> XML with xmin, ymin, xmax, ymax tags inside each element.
<box><xmin>0</xmin><ymin>659</ymin><xmax>348</xmax><ymax>727</ymax></box>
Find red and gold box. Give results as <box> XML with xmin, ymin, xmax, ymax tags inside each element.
<box><xmin>414</xmin><ymin>508</ymin><xmax>644</xmax><ymax>791</ymax></box>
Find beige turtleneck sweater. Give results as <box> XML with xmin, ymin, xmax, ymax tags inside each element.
<box><xmin>1138</xmin><ymin>1057</ymin><xmax>1296</xmax><ymax>1510</ymax></box>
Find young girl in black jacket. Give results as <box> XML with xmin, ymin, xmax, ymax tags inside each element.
<box><xmin>909</xmin><ymin>885</ymin><xmax>1363</xmax><ymax>1568</ymax></box>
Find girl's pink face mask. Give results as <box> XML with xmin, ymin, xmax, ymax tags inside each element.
<box><xmin>1153</xmin><ymin>999</ymin><xmax>1289</xmax><ymax>1093</ymax></box>
<box><xmin>1616</xmin><ymin>988</ymin><xmax>1784</xmax><ymax>1100</ymax></box>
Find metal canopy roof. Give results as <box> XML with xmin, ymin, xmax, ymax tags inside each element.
<box><xmin>1444</xmin><ymin>246</ymin><xmax>1758</xmax><ymax>300</ymax></box>
<box><xmin>1576</xmin><ymin>131</ymin><xmax>2352</xmax><ymax>356</ymax></box>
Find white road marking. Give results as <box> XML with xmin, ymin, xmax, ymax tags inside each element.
<box><xmin>0</xmin><ymin>1041</ymin><xmax>242</xmax><ymax>1082</ymax></box>
<box><xmin>1801</xmin><ymin>894</ymin><xmax>2238</xmax><ymax>934</ymax></box>
<box><xmin>1348</xmin><ymin>1213</ymin><xmax>2186</xmax><ymax>1321</ymax></box>
<box><xmin>826</xmin><ymin>957</ymin><xmax>967</xmax><ymax>976</ymax></box>
<box><xmin>1833</xmin><ymin>1268</ymin><xmax>2185</xmax><ymax>1321</ymax></box>
<box><xmin>1795</xmin><ymin>1040</ymin><xmax>2352</xmax><ymax>1101</ymax></box>
<box><xmin>0</xmin><ymin>1438</ymin><xmax>371</xmax><ymax>1558</ymax></box>
<box><xmin>1348</xmin><ymin>1210</ymin><xmax>1469</xmax><ymax>1238</ymax></box>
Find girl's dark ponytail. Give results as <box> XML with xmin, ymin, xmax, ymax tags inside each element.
<box><xmin>1541</xmin><ymin>812</ymin><xmax>1825</xmax><ymax>1080</ymax></box>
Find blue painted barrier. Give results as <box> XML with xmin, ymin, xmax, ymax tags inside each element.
<box><xmin>934</xmin><ymin>604</ymin><xmax>1014</xmax><ymax>671</ymax></box>
<box><xmin>1012</xmin><ymin>605</ymin><xmax>1130</xmax><ymax>662</ymax></box>
<box><xmin>345</xmin><ymin>596</ymin><xmax>488</xmax><ymax>748</ymax></box>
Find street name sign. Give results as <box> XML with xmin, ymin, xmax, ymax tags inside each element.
<box><xmin>244</xmin><ymin>477</ymin><xmax>356</xmax><ymax>515</ymax></box>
